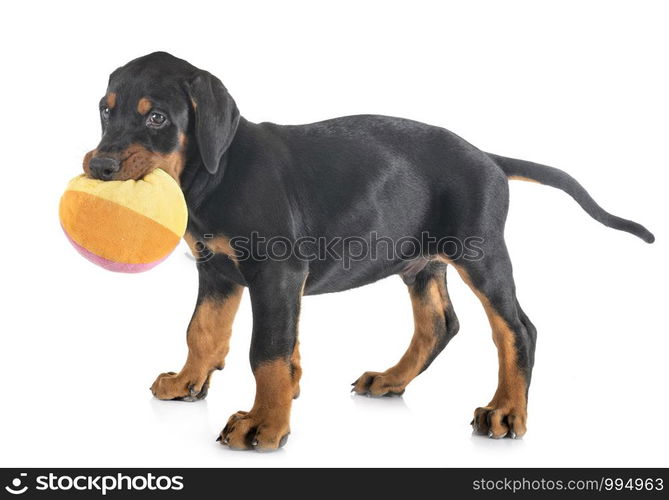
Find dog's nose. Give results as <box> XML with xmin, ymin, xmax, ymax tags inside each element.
<box><xmin>89</xmin><ymin>157</ymin><xmax>120</xmax><ymax>180</ymax></box>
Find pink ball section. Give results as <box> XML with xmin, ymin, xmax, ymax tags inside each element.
<box><xmin>63</xmin><ymin>227</ymin><xmax>170</xmax><ymax>273</ymax></box>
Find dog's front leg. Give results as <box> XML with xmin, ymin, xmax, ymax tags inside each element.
<box><xmin>151</xmin><ymin>268</ymin><xmax>243</xmax><ymax>401</ymax></box>
<box><xmin>219</xmin><ymin>265</ymin><xmax>306</xmax><ymax>451</ymax></box>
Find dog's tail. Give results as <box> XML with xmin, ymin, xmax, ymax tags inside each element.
<box><xmin>487</xmin><ymin>153</ymin><xmax>655</xmax><ymax>243</ymax></box>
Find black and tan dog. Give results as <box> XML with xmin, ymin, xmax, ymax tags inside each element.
<box><xmin>83</xmin><ymin>52</ymin><xmax>654</xmax><ymax>451</ymax></box>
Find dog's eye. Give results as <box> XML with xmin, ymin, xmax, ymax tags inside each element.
<box><xmin>100</xmin><ymin>107</ymin><xmax>110</xmax><ymax>120</ymax></box>
<box><xmin>147</xmin><ymin>112</ymin><xmax>168</xmax><ymax>128</ymax></box>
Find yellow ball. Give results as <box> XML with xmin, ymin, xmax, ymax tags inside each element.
<box><xmin>59</xmin><ymin>168</ymin><xmax>188</xmax><ymax>272</ymax></box>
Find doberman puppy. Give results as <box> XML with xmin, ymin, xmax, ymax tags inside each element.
<box><xmin>83</xmin><ymin>52</ymin><xmax>654</xmax><ymax>451</ymax></box>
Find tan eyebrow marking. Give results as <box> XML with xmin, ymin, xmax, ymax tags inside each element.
<box><xmin>107</xmin><ymin>92</ymin><xmax>117</xmax><ymax>109</ymax></box>
<box><xmin>137</xmin><ymin>97</ymin><xmax>152</xmax><ymax>115</ymax></box>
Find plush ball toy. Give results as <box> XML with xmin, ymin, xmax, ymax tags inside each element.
<box><xmin>59</xmin><ymin>168</ymin><xmax>188</xmax><ymax>273</ymax></box>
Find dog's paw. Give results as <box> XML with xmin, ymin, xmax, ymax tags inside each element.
<box><xmin>351</xmin><ymin>371</ymin><xmax>406</xmax><ymax>397</ymax></box>
<box><xmin>471</xmin><ymin>404</ymin><xmax>527</xmax><ymax>439</ymax></box>
<box><xmin>150</xmin><ymin>371</ymin><xmax>211</xmax><ymax>401</ymax></box>
<box><xmin>218</xmin><ymin>411</ymin><xmax>290</xmax><ymax>452</ymax></box>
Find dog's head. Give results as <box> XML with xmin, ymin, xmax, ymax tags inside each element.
<box><xmin>83</xmin><ymin>52</ymin><xmax>240</xmax><ymax>182</ymax></box>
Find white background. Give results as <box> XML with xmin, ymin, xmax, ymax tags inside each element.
<box><xmin>0</xmin><ymin>0</ymin><xmax>667</xmax><ymax>467</ymax></box>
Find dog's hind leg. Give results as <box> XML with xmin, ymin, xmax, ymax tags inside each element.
<box><xmin>450</xmin><ymin>240</ymin><xmax>537</xmax><ymax>439</ymax></box>
<box><xmin>352</xmin><ymin>260</ymin><xmax>460</xmax><ymax>397</ymax></box>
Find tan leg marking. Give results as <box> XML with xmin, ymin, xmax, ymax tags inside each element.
<box><xmin>290</xmin><ymin>340</ymin><xmax>302</xmax><ymax>399</ymax></box>
<box><xmin>289</xmin><ymin>274</ymin><xmax>307</xmax><ymax>399</ymax></box>
<box><xmin>151</xmin><ymin>287</ymin><xmax>243</xmax><ymax>401</ymax></box>
<box><xmin>352</xmin><ymin>276</ymin><xmax>448</xmax><ymax>396</ymax></box>
<box><xmin>219</xmin><ymin>360</ymin><xmax>293</xmax><ymax>451</ymax></box>
<box><xmin>220</xmin><ymin>274</ymin><xmax>307</xmax><ymax>450</ymax></box>
<box><xmin>450</xmin><ymin>262</ymin><xmax>528</xmax><ymax>438</ymax></box>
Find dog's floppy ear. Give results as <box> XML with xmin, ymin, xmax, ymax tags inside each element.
<box><xmin>186</xmin><ymin>70</ymin><xmax>240</xmax><ymax>174</ymax></box>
